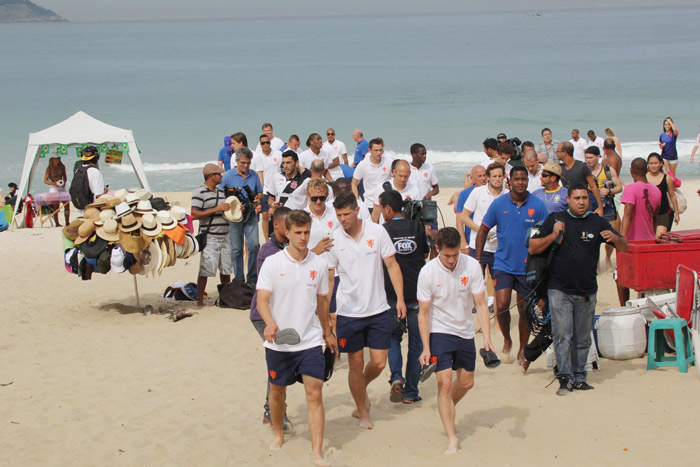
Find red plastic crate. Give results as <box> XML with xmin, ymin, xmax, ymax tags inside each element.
<box><xmin>617</xmin><ymin>240</ymin><xmax>700</xmax><ymax>290</ymax></box>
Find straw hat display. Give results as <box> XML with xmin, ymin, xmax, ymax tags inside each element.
<box><xmin>61</xmin><ymin>190</ymin><xmax>201</xmax><ymax>280</ymax></box>
<box><xmin>222</xmin><ymin>196</ymin><xmax>243</xmax><ymax>223</ymax></box>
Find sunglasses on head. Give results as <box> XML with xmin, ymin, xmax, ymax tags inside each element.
<box><xmin>310</xmin><ymin>196</ymin><xmax>327</xmax><ymax>202</ymax></box>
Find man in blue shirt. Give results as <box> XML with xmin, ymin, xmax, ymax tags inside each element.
<box><xmin>352</xmin><ymin>129</ymin><xmax>369</xmax><ymax>167</ymax></box>
<box><xmin>218</xmin><ymin>136</ymin><xmax>234</xmax><ymax>172</ymax></box>
<box><xmin>455</xmin><ymin>165</ymin><xmax>487</xmax><ymax>251</ymax></box>
<box><xmin>220</xmin><ymin>147</ymin><xmax>263</xmax><ymax>284</ymax></box>
<box><xmin>475</xmin><ymin>166</ymin><xmax>548</xmax><ymax>366</ymax></box>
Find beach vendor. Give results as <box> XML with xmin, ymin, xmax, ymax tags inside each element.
<box><xmin>417</xmin><ymin>227</ymin><xmax>493</xmax><ymax>454</ymax></box>
<box><xmin>256</xmin><ymin>210</ymin><xmax>336</xmax><ymax>465</ymax></box>
<box><xmin>69</xmin><ymin>146</ymin><xmax>105</xmax><ymax>217</ymax></box>
<box><xmin>44</xmin><ymin>155</ymin><xmax>70</xmax><ymax>227</ymax></box>
<box><xmin>191</xmin><ymin>163</ymin><xmax>232</xmax><ymax>307</ymax></box>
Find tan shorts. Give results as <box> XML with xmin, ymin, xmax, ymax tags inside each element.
<box><xmin>198</xmin><ymin>235</ymin><xmax>233</xmax><ymax>277</ymax></box>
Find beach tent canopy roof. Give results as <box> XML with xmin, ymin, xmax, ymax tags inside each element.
<box><xmin>12</xmin><ymin>111</ymin><xmax>150</xmax><ymax>227</ymax></box>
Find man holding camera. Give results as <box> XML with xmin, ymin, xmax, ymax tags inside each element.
<box><xmin>379</xmin><ymin>190</ymin><xmax>429</xmax><ymax>405</ymax></box>
<box><xmin>220</xmin><ymin>147</ymin><xmax>263</xmax><ymax>285</ymax></box>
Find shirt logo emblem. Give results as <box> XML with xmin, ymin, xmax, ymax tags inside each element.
<box><xmin>327</xmin><ymin>221</ymin><xmax>333</xmax><ymax>229</ymax></box>
<box><xmin>430</xmin><ymin>356</ymin><xmax>438</xmax><ymax>364</ymax></box>
<box><xmin>339</xmin><ymin>338</ymin><xmax>347</xmax><ymax>348</ymax></box>
<box><xmin>424</xmin><ymin>173</ymin><xmax>428</xmax><ymax>178</ymax></box>
<box><xmin>383</xmin><ymin>167</ymin><xmax>387</xmax><ymax>172</ymax></box>
<box><xmin>269</xmin><ymin>370</ymin><xmax>277</xmax><ymax>380</ymax></box>
<box><xmin>367</xmin><ymin>239</ymin><xmax>375</xmax><ymax>248</ymax></box>
<box><xmin>280</xmin><ymin>273</ymin><xmax>287</xmax><ymax>276</ymax></box>
<box><xmin>460</xmin><ymin>276</ymin><xmax>468</xmax><ymax>286</ymax></box>
<box><xmin>528</xmin><ymin>208</ymin><xmax>535</xmax><ymax>217</ymax></box>
<box><xmin>503</xmin><ymin>211</ymin><xmax>509</xmax><ymax>214</ymax></box>
<box><xmin>309</xmin><ymin>270</ymin><xmax>317</xmax><ymax>280</ymax></box>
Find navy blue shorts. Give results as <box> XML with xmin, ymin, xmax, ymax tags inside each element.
<box><xmin>329</xmin><ymin>276</ymin><xmax>340</xmax><ymax>314</ymax></box>
<box><xmin>336</xmin><ymin>310</ymin><xmax>391</xmax><ymax>353</ymax></box>
<box><xmin>492</xmin><ymin>269</ymin><xmax>530</xmax><ymax>297</ymax></box>
<box><xmin>430</xmin><ymin>333</ymin><xmax>476</xmax><ymax>372</ymax></box>
<box><xmin>469</xmin><ymin>249</ymin><xmax>494</xmax><ymax>273</ymax></box>
<box><xmin>265</xmin><ymin>346</ymin><xmax>324</xmax><ymax>386</ymax></box>
<box><xmin>261</xmin><ymin>194</ymin><xmax>270</xmax><ymax>213</ymax></box>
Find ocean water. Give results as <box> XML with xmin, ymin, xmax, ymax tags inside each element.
<box><xmin>2</xmin><ymin>7</ymin><xmax>700</xmax><ymax>192</ymax></box>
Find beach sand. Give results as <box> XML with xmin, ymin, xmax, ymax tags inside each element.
<box><xmin>1</xmin><ymin>183</ymin><xmax>699</xmax><ymax>466</ymax></box>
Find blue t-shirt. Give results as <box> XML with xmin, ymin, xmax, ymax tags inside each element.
<box><xmin>481</xmin><ymin>192</ymin><xmax>548</xmax><ymax>275</ymax></box>
<box><xmin>219</xmin><ymin>168</ymin><xmax>263</xmax><ymax>200</ymax></box>
<box><xmin>659</xmin><ymin>132</ymin><xmax>678</xmax><ymax>160</ymax></box>
<box><xmin>456</xmin><ymin>186</ymin><xmax>476</xmax><ymax>242</ymax></box>
<box><xmin>532</xmin><ymin>186</ymin><xmax>568</xmax><ymax>213</ymax></box>
<box><xmin>218</xmin><ymin>146</ymin><xmax>234</xmax><ymax>172</ymax></box>
<box><xmin>353</xmin><ymin>139</ymin><xmax>369</xmax><ymax>165</ymax></box>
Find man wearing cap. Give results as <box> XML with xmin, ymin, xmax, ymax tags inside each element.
<box><xmin>192</xmin><ymin>163</ymin><xmax>232</xmax><ymax>306</ymax></box>
<box><xmin>218</xmin><ymin>136</ymin><xmax>234</xmax><ymax>172</ymax></box>
<box><xmin>417</xmin><ymin>227</ymin><xmax>493</xmax><ymax>454</ymax></box>
<box><xmin>220</xmin><ymin>148</ymin><xmax>263</xmax><ymax>285</ymax></box>
<box><xmin>532</xmin><ymin>162</ymin><xmax>568</xmax><ymax>213</ymax></box>
<box><xmin>70</xmin><ymin>146</ymin><xmax>106</xmax><ymax>216</ymax></box>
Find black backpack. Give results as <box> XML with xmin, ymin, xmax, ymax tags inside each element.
<box><xmin>216</xmin><ymin>280</ymin><xmax>255</xmax><ymax>309</ymax></box>
<box><xmin>525</xmin><ymin>212</ymin><xmax>565</xmax><ymax>290</ymax></box>
<box><xmin>69</xmin><ymin>165</ymin><xmax>94</xmax><ymax>209</ymax></box>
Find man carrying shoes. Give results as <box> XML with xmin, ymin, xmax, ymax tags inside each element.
<box><xmin>256</xmin><ymin>210</ymin><xmax>336</xmax><ymax>465</ymax></box>
<box><xmin>417</xmin><ymin>227</ymin><xmax>494</xmax><ymax>454</ymax></box>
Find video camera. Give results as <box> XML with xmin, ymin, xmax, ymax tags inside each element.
<box><xmin>508</xmin><ymin>137</ymin><xmax>523</xmax><ymax>160</ymax></box>
<box><xmin>382</xmin><ymin>181</ymin><xmax>438</xmax><ymax>224</ymax></box>
<box><xmin>224</xmin><ymin>185</ymin><xmax>256</xmax><ymax>222</ymax></box>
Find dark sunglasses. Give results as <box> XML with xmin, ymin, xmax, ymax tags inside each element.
<box><xmin>260</xmin><ymin>141</ymin><xmax>271</xmax><ymax>145</ymax></box>
<box><xmin>310</xmin><ymin>196</ymin><xmax>327</xmax><ymax>202</ymax></box>
<box><xmin>327</xmin><ymin>132</ymin><xmax>335</xmax><ymax>136</ymax></box>
<box><xmin>541</xmin><ymin>172</ymin><xmax>554</xmax><ymax>178</ymax></box>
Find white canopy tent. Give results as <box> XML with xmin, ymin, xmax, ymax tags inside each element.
<box><xmin>13</xmin><ymin>111</ymin><xmax>150</xmax><ymax>226</ymax></box>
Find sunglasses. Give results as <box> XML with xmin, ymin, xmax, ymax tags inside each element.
<box><xmin>327</xmin><ymin>132</ymin><xmax>335</xmax><ymax>136</ymax></box>
<box><xmin>541</xmin><ymin>172</ymin><xmax>554</xmax><ymax>178</ymax></box>
<box><xmin>310</xmin><ymin>196</ymin><xmax>327</xmax><ymax>202</ymax></box>
<box><xmin>260</xmin><ymin>141</ymin><xmax>271</xmax><ymax>145</ymax></box>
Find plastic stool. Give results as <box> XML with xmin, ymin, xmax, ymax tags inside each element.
<box><xmin>647</xmin><ymin>318</ymin><xmax>695</xmax><ymax>373</ymax></box>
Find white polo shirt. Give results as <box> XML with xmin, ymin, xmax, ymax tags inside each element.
<box><xmin>409</xmin><ymin>162</ymin><xmax>438</xmax><ymax>199</ymax></box>
<box><xmin>570</xmin><ymin>138</ymin><xmax>589</xmax><ymax>162</ymax></box>
<box><xmin>589</xmin><ymin>136</ymin><xmax>605</xmax><ymax>152</ymax></box>
<box><xmin>326</xmin><ymin>220</ymin><xmax>395</xmax><ymax>318</ymax></box>
<box><xmin>299</xmin><ymin>148</ymin><xmax>333</xmax><ymax>171</ymax></box>
<box><xmin>257</xmin><ymin>248</ymin><xmax>330</xmax><ymax>352</ymax></box>
<box><xmin>527</xmin><ymin>167</ymin><xmax>543</xmax><ymax>193</ymax></box>
<box><xmin>283</xmin><ymin>178</ymin><xmax>334</xmax><ymax>210</ymax></box>
<box><xmin>323</xmin><ymin>140</ymin><xmax>347</xmax><ymax>180</ymax></box>
<box><xmin>353</xmin><ymin>154</ymin><xmax>394</xmax><ymax>207</ymax></box>
<box><xmin>463</xmin><ymin>184</ymin><xmax>507</xmax><ymax>252</ymax></box>
<box><xmin>416</xmin><ymin>254</ymin><xmax>485</xmax><ymax>339</ymax></box>
<box><xmin>255</xmin><ymin>136</ymin><xmax>285</xmax><ymax>154</ymax></box>
<box><xmin>251</xmin><ymin>149</ymin><xmax>282</xmax><ymax>193</ymax></box>
<box><xmin>305</xmin><ymin>204</ymin><xmax>340</xmax><ymax>252</ymax></box>
<box><xmin>390</xmin><ymin>178</ymin><xmax>422</xmax><ymax>200</ymax></box>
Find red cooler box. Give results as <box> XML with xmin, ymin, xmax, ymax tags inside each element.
<box><xmin>617</xmin><ymin>240</ymin><xmax>700</xmax><ymax>290</ymax></box>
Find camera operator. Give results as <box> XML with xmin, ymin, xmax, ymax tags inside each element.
<box><xmin>220</xmin><ymin>147</ymin><xmax>263</xmax><ymax>285</ymax></box>
<box><xmin>379</xmin><ymin>189</ymin><xmax>429</xmax><ymax>405</ymax></box>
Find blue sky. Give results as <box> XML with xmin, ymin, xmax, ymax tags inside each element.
<box><xmin>38</xmin><ymin>0</ymin><xmax>698</xmax><ymax>21</ymax></box>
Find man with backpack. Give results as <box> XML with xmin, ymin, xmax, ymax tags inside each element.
<box><xmin>529</xmin><ymin>183</ymin><xmax>627</xmax><ymax>395</ymax></box>
<box><xmin>69</xmin><ymin>146</ymin><xmax>105</xmax><ymax>215</ymax></box>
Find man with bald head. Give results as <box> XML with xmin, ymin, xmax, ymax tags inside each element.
<box><xmin>522</xmin><ymin>149</ymin><xmax>543</xmax><ymax>192</ymax></box>
<box><xmin>389</xmin><ymin>160</ymin><xmax>421</xmax><ymax>200</ymax></box>
<box><xmin>602</xmin><ymin>138</ymin><xmax>622</xmax><ymax>175</ymax></box>
<box><xmin>455</xmin><ymin>166</ymin><xmax>487</xmax><ymax>252</ymax></box>
<box><xmin>352</xmin><ymin>129</ymin><xmax>369</xmax><ymax>167</ymax></box>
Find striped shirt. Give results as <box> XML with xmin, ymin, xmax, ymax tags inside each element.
<box><xmin>191</xmin><ymin>183</ymin><xmax>229</xmax><ymax>236</ymax></box>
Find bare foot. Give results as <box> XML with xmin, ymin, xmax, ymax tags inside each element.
<box><xmin>351</xmin><ymin>394</ymin><xmax>371</xmax><ymax>419</ymax></box>
<box><xmin>444</xmin><ymin>438</ymin><xmax>460</xmax><ymax>454</ymax></box>
<box><xmin>313</xmin><ymin>457</ymin><xmax>330</xmax><ymax>466</ymax></box>
<box><xmin>501</xmin><ymin>346</ymin><xmax>514</xmax><ymax>363</ymax></box>
<box><xmin>521</xmin><ymin>359</ymin><xmax>531</xmax><ymax>374</ymax></box>
<box><xmin>516</xmin><ymin>352</ymin><xmax>526</xmax><ymax>367</ymax></box>
<box><xmin>269</xmin><ymin>435</ymin><xmax>283</xmax><ymax>451</ymax></box>
<box><xmin>358</xmin><ymin>418</ymin><xmax>374</xmax><ymax>430</ymax></box>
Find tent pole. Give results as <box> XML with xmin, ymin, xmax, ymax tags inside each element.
<box><xmin>133</xmin><ymin>275</ymin><xmax>141</xmax><ymax>310</ymax></box>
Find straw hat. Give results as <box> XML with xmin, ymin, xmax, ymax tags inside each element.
<box><xmin>96</xmin><ymin>219</ymin><xmax>121</xmax><ymax>242</ymax></box>
<box><xmin>157</xmin><ymin>238</ymin><xmax>169</xmax><ymax>275</ymax></box>
<box><xmin>170</xmin><ymin>206</ymin><xmax>187</xmax><ymax>222</ymax></box>
<box><xmin>140</xmin><ymin>213</ymin><xmax>162</xmax><ymax>237</ymax></box>
<box><xmin>78</xmin><ymin>207</ymin><xmax>100</xmax><ymax>221</ymax></box>
<box><xmin>119</xmin><ymin>229</ymin><xmax>149</xmax><ymax>255</ymax></box>
<box><xmin>62</xmin><ymin>219</ymin><xmax>84</xmax><ymax>241</ymax></box>
<box><xmin>85</xmin><ymin>198</ymin><xmax>109</xmax><ymax>210</ymax></box>
<box><xmin>222</xmin><ymin>196</ymin><xmax>243</xmax><ymax>223</ymax></box>
<box><xmin>113</xmin><ymin>188</ymin><xmax>128</xmax><ymax>202</ymax></box>
<box><xmin>74</xmin><ymin>220</ymin><xmax>97</xmax><ymax>245</ymax></box>
<box><xmin>113</xmin><ymin>201</ymin><xmax>135</xmax><ymax>219</ymax></box>
<box><xmin>166</xmin><ymin>238</ymin><xmax>176</xmax><ymax>267</ymax></box>
<box><xmin>105</xmin><ymin>198</ymin><xmax>122</xmax><ymax>209</ymax></box>
<box><xmin>134</xmin><ymin>200</ymin><xmax>157</xmax><ymax>215</ymax></box>
<box><xmin>139</xmin><ymin>241</ymin><xmax>160</xmax><ymax>276</ymax></box>
<box><xmin>94</xmin><ymin>208</ymin><xmax>116</xmax><ymax>226</ymax></box>
<box><xmin>125</xmin><ymin>192</ymin><xmax>140</xmax><ymax>205</ymax></box>
<box><xmin>118</xmin><ymin>213</ymin><xmax>142</xmax><ymax>233</ymax></box>
<box><xmin>157</xmin><ymin>210</ymin><xmax>176</xmax><ymax>230</ymax></box>
<box><xmin>133</xmin><ymin>188</ymin><xmax>152</xmax><ymax>201</ymax></box>
<box><xmin>542</xmin><ymin>162</ymin><xmax>562</xmax><ymax>177</ymax></box>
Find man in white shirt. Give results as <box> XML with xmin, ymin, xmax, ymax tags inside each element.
<box><xmin>254</xmin><ymin>122</ymin><xmax>284</xmax><ymax>153</ymax></box>
<box><xmin>352</xmin><ymin>137</ymin><xmax>394</xmax><ymax>222</ymax></box>
<box><xmin>253</xmin><ymin>134</ymin><xmax>283</xmax><ymax>239</ymax></box>
<box><xmin>389</xmin><ymin>160</ymin><xmax>422</xmax><ymax>200</ymax></box>
<box><xmin>326</xmin><ymin>192</ymin><xmax>407</xmax><ymax>430</ymax></box>
<box><xmin>409</xmin><ymin>143</ymin><xmax>439</xmax><ymax>200</ymax></box>
<box><xmin>417</xmin><ymin>227</ymin><xmax>493</xmax><ymax>455</ymax></box>
<box><xmin>299</xmin><ymin>133</ymin><xmax>334</xmax><ymax>182</ymax></box>
<box><xmin>304</xmin><ymin>178</ymin><xmax>338</xmax><ymax>257</ymax></box>
<box><xmin>256</xmin><ymin>210</ymin><xmax>336</xmax><ymax>465</ymax></box>
<box><xmin>268</xmin><ymin>151</ymin><xmax>310</xmax><ymax>208</ymax></box>
<box><xmin>285</xmin><ymin>159</ymin><xmax>331</xmax><ymax>210</ymax></box>
<box><xmin>587</xmin><ymin>130</ymin><xmax>605</xmax><ymax>153</ymax></box>
<box><xmin>323</xmin><ymin>128</ymin><xmax>348</xmax><ymax>181</ymax></box>
<box><xmin>569</xmin><ymin>129</ymin><xmax>589</xmax><ymax>162</ymax></box>
<box><xmin>522</xmin><ymin>150</ymin><xmax>543</xmax><ymax>193</ymax></box>
<box><xmin>480</xmin><ymin>138</ymin><xmax>499</xmax><ymax>169</ymax></box>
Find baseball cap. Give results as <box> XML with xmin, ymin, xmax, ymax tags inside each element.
<box><xmin>542</xmin><ymin>162</ymin><xmax>562</xmax><ymax>177</ymax></box>
<box><xmin>497</xmin><ymin>133</ymin><xmax>507</xmax><ymax>140</ymax></box>
<box><xmin>203</xmin><ymin>163</ymin><xmax>224</xmax><ymax>176</ymax></box>
<box><xmin>224</xmin><ymin>136</ymin><xmax>232</xmax><ymax>147</ymax></box>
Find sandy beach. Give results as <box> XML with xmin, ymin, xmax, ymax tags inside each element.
<box><xmin>1</xmin><ymin>183</ymin><xmax>699</xmax><ymax>466</ymax></box>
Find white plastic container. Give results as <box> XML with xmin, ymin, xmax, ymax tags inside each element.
<box><xmin>596</xmin><ymin>307</ymin><xmax>647</xmax><ymax>360</ymax></box>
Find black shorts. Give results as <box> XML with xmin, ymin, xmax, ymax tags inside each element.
<box><xmin>261</xmin><ymin>194</ymin><xmax>270</xmax><ymax>213</ymax></box>
<box><xmin>265</xmin><ymin>346</ymin><xmax>325</xmax><ymax>386</ymax></box>
<box><xmin>469</xmin><ymin>249</ymin><xmax>495</xmax><ymax>274</ymax></box>
<box><xmin>492</xmin><ymin>269</ymin><xmax>530</xmax><ymax>297</ymax></box>
<box><xmin>430</xmin><ymin>333</ymin><xmax>476</xmax><ymax>372</ymax></box>
<box><xmin>336</xmin><ymin>310</ymin><xmax>391</xmax><ymax>353</ymax></box>
<box><xmin>329</xmin><ymin>276</ymin><xmax>340</xmax><ymax>314</ymax></box>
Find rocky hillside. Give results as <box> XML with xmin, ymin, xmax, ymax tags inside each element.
<box><xmin>0</xmin><ymin>0</ymin><xmax>66</xmax><ymax>22</ymax></box>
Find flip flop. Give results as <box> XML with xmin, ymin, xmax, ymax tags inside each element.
<box><xmin>419</xmin><ymin>362</ymin><xmax>436</xmax><ymax>383</ymax></box>
<box><xmin>275</xmin><ymin>328</ymin><xmax>301</xmax><ymax>346</ymax></box>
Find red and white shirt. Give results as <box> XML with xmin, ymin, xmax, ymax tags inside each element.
<box><xmin>409</xmin><ymin>162</ymin><xmax>438</xmax><ymax>199</ymax></box>
<box><xmin>251</xmin><ymin>149</ymin><xmax>282</xmax><ymax>194</ymax></box>
<box><xmin>305</xmin><ymin>204</ymin><xmax>340</xmax><ymax>254</ymax></box>
<box><xmin>322</xmin><ymin>139</ymin><xmax>347</xmax><ymax>180</ymax></box>
<box><xmin>353</xmin><ymin>155</ymin><xmax>394</xmax><ymax>207</ymax></box>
